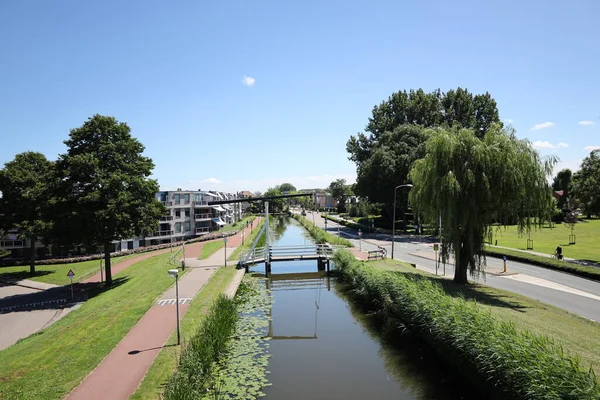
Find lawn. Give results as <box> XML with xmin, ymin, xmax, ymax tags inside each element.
<box><xmin>220</xmin><ymin>215</ymin><xmax>257</xmax><ymax>233</ymax></box>
<box><xmin>198</xmin><ymin>240</ymin><xmax>225</xmax><ymax>260</ymax></box>
<box><xmin>228</xmin><ymin>218</ymin><xmax>265</xmax><ymax>261</ymax></box>
<box><xmin>490</xmin><ymin>219</ymin><xmax>600</xmax><ymax>263</ymax></box>
<box><xmin>130</xmin><ymin>267</ymin><xmax>238</xmax><ymax>400</ymax></box>
<box><xmin>0</xmin><ymin>252</ymin><xmax>178</xmax><ymax>400</ymax></box>
<box><xmin>0</xmin><ymin>253</ymin><xmax>141</xmax><ymax>285</ymax></box>
<box><xmin>369</xmin><ymin>258</ymin><xmax>600</xmax><ymax>371</ymax></box>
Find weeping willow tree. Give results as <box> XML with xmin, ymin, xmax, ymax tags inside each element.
<box><xmin>409</xmin><ymin>124</ymin><xmax>555</xmax><ymax>283</ymax></box>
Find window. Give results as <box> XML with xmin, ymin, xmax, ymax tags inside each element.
<box><xmin>184</xmin><ymin>222</ymin><xmax>191</xmax><ymax>232</ymax></box>
<box><xmin>175</xmin><ymin>209</ymin><xmax>181</xmax><ymax>217</ymax></box>
<box><xmin>174</xmin><ymin>194</ymin><xmax>180</xmax><ymax>204</ymax></box>
<box><xmin>185</xmin><ymin>210</ymin><xmax>190</xmax><ymax>217</ymax></box>
<box><xmin>194</xmin><ymin>194</ymin><xmax>202</xmax><ymax>202</ymax></box>
<box><xmin>184</xmin><ymin>194</ymin><xmax>190</xmax><ymax>204</ymax></box>
<box><xmin>174</xmin><ymin>222</ymin><xmax>182</xmax><ymax>233</ymax></box>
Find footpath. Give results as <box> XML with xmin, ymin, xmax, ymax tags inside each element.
<box><xmin>66</xmin><ymin>218</ymin><xmax>261</xmax><ymax>400</ymax></box>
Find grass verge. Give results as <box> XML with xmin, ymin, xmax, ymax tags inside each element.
<box><xmin>485</xmin><ymin>246</ymin><xmax>600</xmax><ymax>282</ymax></box>
<box><xmin>0</xmin><ymin>253</ymin><xmax>177</xmax><ymax>400</ymax></box>
<box><xmin>334</xmin><ymin>250</ymin><xmax>600</xmax><ymax>399</ymax></box>
<box><xmin>0</xmin><ymin>253</ymin><xmax>141</xmax><ymax>285</ymax></box>
<box><xmin>220</xmin><ymin>215</ymin><xmax>257</xmax><ymax>233</ymax></box>
<box><xmin>130</xmin><ymin>267</ymin><xmax>238</xmax><ymax>400</ymax></box>
<box><xmin>162</xmin><ymin>295</ymin><xmax>238</xmax><ymax>399</ymax></box>
<box><xmin>229</xmin><ymin>218</ymin><xmax>265</xmax><ymax>261</ymax></box>
<box><xmin>291</xmin><ymin>214</ymin><xmax>353</xmax><ymax>247</ymax></box>
<box><xmin>198</xmin><ymin>240</ymin><xmax>225</xmax><ymax>260</ymax></box>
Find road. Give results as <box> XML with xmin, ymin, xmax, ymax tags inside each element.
<box><xmin>303</xmin><ymin>210</ymin><xmax>600</xmax><ymax>322</ymax></box>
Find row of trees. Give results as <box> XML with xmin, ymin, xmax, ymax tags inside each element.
<box><xmin>347</xmin><ymin>87</ymin><xmax>554</xmax><ymax>283</ymax></box>
<box><xmin>0</xmin><ymin>115</ymin><xmax>165</xmax><ymax>284</ymax></box>
<box><xmin>552</xmin><ymin>150</ymin><xmax>600</xmax><ymax>219</ymax></box>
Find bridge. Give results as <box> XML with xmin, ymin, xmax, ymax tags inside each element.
<box><xmin>239</xmin><ymin>243</ymin><xmax>344</xmax><ymax>273</ymax></box>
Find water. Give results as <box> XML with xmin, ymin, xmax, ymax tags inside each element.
<box><xmin>249</xmin><ymin>217</ymin><xmax>477</xmax><ymax>400</ymax></box>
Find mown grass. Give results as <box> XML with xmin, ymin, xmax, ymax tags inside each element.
<box><xmin>229</xmin><ymin>218</ymin><xmax>265</xmax><ymax>261</ymax></box>
<box><xmin>490</xmin><ymin>220</ymin><xmax>600</xmax><ymax>263</ymax></box>
<box><xmin>369</xmin><ymin>258</ymin><xmax>600</xmax><ymax>370</ymax></box>
<box><xmin>0</xmin><ymin>253</ymin><xmax>141</xmax><ymax>285</ymax></box>
<box><xmin>220</xmin><ymin>215</ymin><xmax>257</xmax><ymax>233</ymax></box>
<box><xmin>292</xmin><ymin>213</ymin><xmax>353</xmax><ymax>247</ymax></box>
<box><xmin>0</xmin><ymin>253</ymin><xmax>177</xmax><ymax>400</ymax></box>
<box><xmin>485</xmin><ymin>246</ymin><xmax>600</xmax><ymax>281</ymax></box>
<box><xmin>334</xmin><ymin>250</ymin><xmax>600</xmax><ymax>399</ymax></box>
<box><xmin>131</xmin><ymin>267</ymin><xmax>238</xmax><ymax>400</ymax></box>
<box><xmin>162</xmin><ymin>295</ymin><xmax>238</xmax><ymax>399</ymax></box>
<box><xmin>198</xmin><ymin>240</ymin><xmax>225</xmax><ymax>260</ymax></box>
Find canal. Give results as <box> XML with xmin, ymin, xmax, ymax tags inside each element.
<box><xmin>247</xmin><ymin>216</ymin><xmax>477</xmax><ymax>400</ymax></box>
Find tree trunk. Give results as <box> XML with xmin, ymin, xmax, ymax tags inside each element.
<box><xmin>29</xmin><ymin>237</ymin><xmax>36</xmax><ymax>275</ymax></box>
<box><xmin>104</xmin><ymin>243</ymin><xmax>112</xmax><ymax>286</ymax></box>
<box><xmin>453</xmin><ymin>243</ymin><xmax>469</xmax><ymax>284</ymax></box>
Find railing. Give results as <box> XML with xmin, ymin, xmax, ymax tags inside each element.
<box><xmin>239</xmin><ymin>244</ymin><xmax>345</xmax><ymax>266</ymax></box>
<box><xmin>149</xmin><ymin>230</ymin><xmax>173</xmax><ymax>237</ymax></box>
<box><xmin>161</xmin><ymin>201</ymin><xmax>172</xmax><ymax>206</ymax></box>
<box><xmin>194</xmin><ymin>213</ymin><xmax>212</xmax><ymax>220</ymax></box>
<box><xmin>160</xmin><ymin>216</ymin><xmax>174</xmax><ymax>221</ymax></box>
<box><xmin>0</xmin><ymin>240</ymin><xmax>25</xmax><ymax>248</ymax></box>
<box><xmin>195</xmin><ymin>227</ymin><xmax>211</xmax><ymax>234</ymax></box>
<box><xmin>193</xmin><ymin>201</ymin><xmax>210</xmax><ymax>206</ymax></box>
<box><xmin>368</xmin><ymin>247</ymin><xmax>387</xmax><ymax>260</ymax></box>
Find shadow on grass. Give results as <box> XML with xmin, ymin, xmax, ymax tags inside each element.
<box><xmin>0</xmin><ymin>277</ymin><xmax>129</xmax><ymax>314</ymax></box>
<box><xmin>128</xmin><ymin>343</ymin><xmax>177</xmax><ymax>355</ymax></box>
<box><xmin>387</xmin><ymin>271</ymin><xmax>529</xmax><ymax>312</ymax></box>
<box><xmin>0</xmin><ymin>270</ymin><xmax>54</xmax><ymax>284</ymax></box>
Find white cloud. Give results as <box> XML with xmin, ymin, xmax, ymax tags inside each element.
<box><xmin>532</xmin><ymin>141</ymin><xmax>555</xmax><ymax>149</ymax></box>
<box><xmin>503</xmin><ymin>119</ymin><xmax>514</xmax><ymax>123</ymax></box>
<box><xmin>241</xmin><ymin>75</ymin><xmax>256</xmax><ymax>86</ymax></box>
<box><xmin>556</xmin><ymin>142</ymin><xmax>569</xmax><ymax>148</ymax></box>
<box><xmin>578</xmin><ymin>120</ymin><xmax>596</xmax><ymax>126</ymax></box>
<box><xmin>584</xmin><ymin>145</ymin><xmax>600</xmax><ymax>151</ymax></box>
<box><xmin>203</xmin><ymin>177</ymin><xmax>222</xmax><ymax>185</ymax></box>
<box><xmin>530</xmin><ymin>122</ymin><xmax>555</xmax><ymax>131</ymax></box>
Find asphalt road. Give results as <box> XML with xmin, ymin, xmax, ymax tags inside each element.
<box><xmin>304</xmin><ymin>210</ymin><xmax>600</xmax><ymax>322</ymax></box>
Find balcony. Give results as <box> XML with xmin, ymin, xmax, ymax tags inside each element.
<box><xmin>195</xmin><ymin>227</ymin><xmax>211</xmax><ymax>235</ymax></box>
<box><xmin>194</xmin><ymin>213</ymin><xmax>212</xmax><ymax>221</ymax></box>
<box><xmin>161</xmin><ymin>201</ymin><xmax>173</xmax><ymax>206</ymax></box>
<box><xmin>160</xmin><ymin>215</ymin><xmax>174</xmax><ymax>221</ymax></box>
<box><xmin>149</xmin><ymin>230</ymin><xmax>173</xmax><ymax>237</ymax></box>
<box><xmin>0</xmin><ymin>240</ymin><xmax>25</xmax><ymax>248</ymax></box>
<box><xmin>193</xmin><ymin>201</ymin><xmax>210</xmax><ymax>206</ymax></box>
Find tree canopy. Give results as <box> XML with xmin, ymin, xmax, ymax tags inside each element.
<box><xmin>0</xmin><ymin>152</ymin><xmax>54</xmax><ymax>273</ymax></box>
<box><xmin>570</xmin><ymin>150</ymin><xmax>600</xmax><ymax>218</ymax></box>
<box><xmin>347</xmin><ymin>88</ymin><xmax>502</xmax><ymax>212</ymax></box>
<box><xmin>278</xmin><ymin>183</ymin><xmax>296</xmax><ymax>193</ymax></box>
<box><xmin>263</xmin><ymin>186</ymin><xmax>286</xmax><ymax>213</ymax></box>
<box><xmin>409</xmin><ymin>124</ymin><xmax>554</xmax><ymax>283</ymax></box>
<box><xmin>327</xmin><ymin>178</ymin><xmax>353</xmax><ymax>212</ymax></box>
<box><xmin>52</xmin><ymin>114</ymin><xmax>165</xmax><ymax>285</ymax></box>
<box><xmin>552</xmin><ymin>168</ymin><xmax>572</xmax><ymax>210</ymax></box>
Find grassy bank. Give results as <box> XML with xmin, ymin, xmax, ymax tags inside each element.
<box><xmin>229</xmin><ymin>218</ymin><xmax>265</xmax><ymax>260</ymax></box>
<box><xmin>198</xmin><ymin>240</ymin><xmax>225</xmax><ymax>260</ymax></box>
<box><xmin>333</xmin><ymin>250</ymin><xmax>600</xmax><ymax>400</ymax></box>
<box><xmin>292</xmin><ymin>213</ymin><xmax>353</xmax><ymax>247</ymax></box>
<box><xmin>0</xmin><ymin>253</ymin><xmax>177</xmax><ymax>400</ymax></box>
<box><xmin>0</xmin><ymin>253</ymin><xmax>141</xmax><ymax>285</ymax></box>
<box><xmin>130</xmin><ymin>267</ymin><xmax>238</xmax><ymax>400</ymax></box>
<box><xmin>162</xmin><ymin>295</ymin><xmax>238</xmax><ymax>399</ymax></box>
<box><xmin>485</xmin><ymin>246</ymin><xmax>600</xmax><ymax>282</ymax></box>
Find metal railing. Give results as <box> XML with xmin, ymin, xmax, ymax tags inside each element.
<box><xmin>239</xmin><ymin>244</ymin><xmax>344</xmax><ymax>266</ymax></box>
<box><xmin>194</xmin><ymin>213</ymin><xmax>212</xmax><ymax>220</ymax></box>
<box><xmin>195</xmin><ymin>227</ymin><xmax>211</xmax><ymax>234</ymax></box>
<box><xmin>0</xmin><ymin>240</ymin><xmax>25</xmax><ymax>248</ymax></box>
<box><xmin>149</xmin><ymin>230</ymin><xmax>173</xmax><ymax>237</ymax></box>
<box><xmin>160</xmin><ymin>216</ymin><xmax>174</xmax><ymax>221</ymax></box>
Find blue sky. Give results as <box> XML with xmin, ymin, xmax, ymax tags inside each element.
<box><xmin>1</xmin><ymin>0</ymin><xmax>599</xmax><ymax>193</ymax></box>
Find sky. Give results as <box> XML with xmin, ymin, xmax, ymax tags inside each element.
<box><xmin>1</xmin><ymin>0</ymin><xmax>599</xmax><ymax>193</ymax></box>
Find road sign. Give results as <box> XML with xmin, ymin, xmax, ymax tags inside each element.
<box><xmin>358</xmin><ymin>229</ymin><xmax>362</xmax><ymax>237</ymax></box>
<box><xmin>433</xmin><ymin>243</ymin><xmax>439</xmax><ymax>251</ymax></box>
<box><xmin>67</xmin><ymin>269</ymin><xmax>75</xmax><ymax>279</ymax></box>
<box><xmin>223</xmin><ymin>236</ymin><xmax>228</xmax><ymax>243</ymax></box>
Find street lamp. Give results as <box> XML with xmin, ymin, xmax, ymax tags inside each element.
<box><xmin>324</xmin><ymin>218</ymin><xmax>328</xmax><ymax>231</ymax></box>
<box><xmin>223</xmin><ymin>234</ymin><xmax>228</xmax><ymax>267</ymax></box>
<box><xmin>167</xmin><ymin>269</ymin><xmax>181</xmax><ymax>346</ymax></box>
<box><xmin>391</xmin><ymin>184</ymin><xmax>413</xmax><ymax>259</ymax></box>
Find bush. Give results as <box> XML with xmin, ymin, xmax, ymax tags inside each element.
<box><xmin>332</xmin><ymin>250</ymin><xmax>600</xmax><ymax>400</ymax></box>
<box><xmin>291</xmin><ymin>214</ymin><xmax>353</xmax><ymax>247</ymax></box>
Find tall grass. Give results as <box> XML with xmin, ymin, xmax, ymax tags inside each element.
<box><xmin>333</xmin><ymin>250</ymin><xmax>600</xmax><ymax>400</ymax></box>
<box><xmin>163</xmin><ymin>295</ymin><xmax>238</xmax><ymax>400</ymax></box>
<box><xmin>291</xmin><ymin>214</ymin><xmax>353</xmax><ymax>247</ymax></box>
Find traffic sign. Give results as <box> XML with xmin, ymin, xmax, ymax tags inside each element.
<box><xmin>223</xmin><ymin>236</ymin><xmax>228</xmax><ymax>243</ymax></box>
<box><xmin>67</xmin><ymin>269</ymin><xmax>75</xmax><ymax>279</ymax></box>
<box><xmin>358</xmin><ymin>229</ymin><xmax>362</xmax><ymax>237</ymax></box>
<box><xmin>433</xmin><ymin>243</ymin><xmax>439</xmax><ymax>251</ymax></box>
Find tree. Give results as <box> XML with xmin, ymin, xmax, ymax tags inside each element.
<box><xmin>53</xmin><ymin>115</ymin><xmax>166</xmax><ymax>285</ymax></box>
<box><xmin>278</xmin><ymin>183</ymin><xmax>296</xmax><ymax>193</ymax></box>
<box><xmin>327</xmin><ymin>179</ymin><xmax>352</xmax><ymax>212</ymax></box>
<box><xmin>570</xmin><ymin>150</ymin><xmax>600</xmax><ymax>218</ymax></box>
<box><xmin>552</xmin><ymin>169</ymin><xmax>572</xmax><ymax>210</ymax></box>
<box><xmin>263</xmin><ymin>187</ymin><xmax>286</xmax><ymax>213</ymax></box>
<box><xmin>0</xmin><ymin>152</ymin><xmax>54</xmax><ymax>274</ymax></box>
<box><xmin>347</xmin><ymin>88</ymin><xmax>502</xmax><ymax>214</ymax></box>
<box><xmin>409</xmin><ymin>124</ymin><xmax>554</xmax><ymax>283</ymax></box>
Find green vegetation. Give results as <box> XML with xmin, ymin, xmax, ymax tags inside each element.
<box><xmin>198</xmin><ymin>240</ymin><xmax>225</xmax><ymax>260</ymax></box>
<box><xmin>485</xmin><ymin>246</ymin><xmax>600</xmax><ymax>281</ymax></box>
<box><xmin>291</xmin><ymin>213</ymin><xmax>353</xmax><ymax>247</ymax></box>
<box><xmin>333</xmin><ymin>250</ymin><xmax>600</xmax><ymax>399</ymax></box>
<box><xmin>369</xmin><ymin>258</ymin><xmax>600</xmax><ymax>370</ymax></box>
<box><xmin>131</xmin><ymin>267</ymin><xmax>238</xmax><ymax>400</ymax></box>
<box><xmin>163</xmin><ymin>295</ymin><xmax>238</xmax><ymax>399</ymax></box>
<box><xmin>220</xmin><ymin>215</ymin><xmax>257</xmax><ymax>233</ymax></box>
<box><xmin>0</xmin><ymin>253</ymin><xmax>177</xmax><ymax>400</ymax></box>
<box><xmin>489</xmin><ymin>221</ymin><xmax>600</xmax><ymax>263</ymax></box>
<box><xmin>0</xmin><ymin>253</ymin><xmax>140</xmax><ymax>285</ymax></box>
<box><xmin>229</xmin><ymin>218</ymin><xmax>265</xmax><ymax>260</ymax></box>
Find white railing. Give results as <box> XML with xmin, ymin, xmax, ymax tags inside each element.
<box><xmin>195</xmin><ymin>227</ymin><xmax>211</xmax><ymax>234</ymax></box>
<box><xmin>194</xmin><ymin>213</ymin><xmax>212</xmax><ymax>220</ymax></box>
<box><xmin>239</xmin><ymin>244</ymin><xmax>344</xmax><ymax>266</ymax></box>
<box><xmin>160</xmin><ymin>216</ymin><xmax>174</xmax><ymax>221</ymax></box>
<box><xmin>149</xmin><ymin>230</ymin><xmax>173</xmax><ymax>237</ymax></box>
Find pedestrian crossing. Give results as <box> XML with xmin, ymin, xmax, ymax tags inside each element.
<box><xmin>155</xmin><ymin>298</ymin><xmax>192</xmax><ymax>306</ymax></box>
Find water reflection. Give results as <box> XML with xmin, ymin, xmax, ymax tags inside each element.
<box><xmin>248</xmin><ymin>218</ymin><xmax>477</xmax><ymax>400</ymax></box>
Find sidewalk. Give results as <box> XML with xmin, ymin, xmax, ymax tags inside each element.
<box><xmin>67</xmin><ymin>218</ymin><xmax>260</xmax><ymax>400</ymax></box>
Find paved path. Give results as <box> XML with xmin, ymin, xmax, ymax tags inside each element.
<box><xmin>67</xmin><ymin>219</ymin><xmax>260</xmax><ymax>400</ymax></box>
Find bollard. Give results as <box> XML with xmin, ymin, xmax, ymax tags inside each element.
<box><xmin>503</xmin><ymin>256</ymin><xmax>507</xmax><ymax>273</ymax></box>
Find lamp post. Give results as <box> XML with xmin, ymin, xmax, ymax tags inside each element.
<box><xmin>391</xmin><ymin>184</ymin><xmax>413</xmax><ymax>260</ymax></box>
<box><xmin>324</xmin><ymin>218</ymin><xmax>328</xmax><ymax>231</ymax></box>
<box><xmin>223</xmin><ymin>234</ymin><xmax>228</xmax><ymax>267</ymax></box>
<box><xmin>168</xmin><ymin>269</ymin><xmax>181</xmax><ymax>345</ymax></box>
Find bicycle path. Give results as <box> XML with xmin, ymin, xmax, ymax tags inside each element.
<box><xmin>66</xmin><ymin>219</ymin><xmax>260</xmax><ymax>400</ymax></box>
